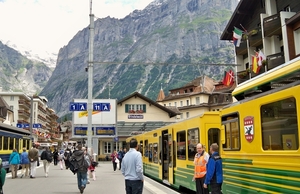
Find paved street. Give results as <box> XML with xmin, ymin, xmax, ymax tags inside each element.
<box><xmin>3</xmin><ymin>161</ymin><xmax>179</xmax><ymax>194</ymax></box>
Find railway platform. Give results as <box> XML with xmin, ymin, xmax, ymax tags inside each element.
<box><xmin>3</xmin><ymin>161</ymin><xmax>181</xmax><ymax>194</ymax></box>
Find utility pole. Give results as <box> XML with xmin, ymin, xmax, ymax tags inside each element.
<box><xmin>29</xmin><ymin>96</ymin><xmax>34</xmax><ymax>142</ymax></box>
<box><xmin>87</xmin><ymin>0</ymin><xmax>94</xmax><ymax>155</ymax></box>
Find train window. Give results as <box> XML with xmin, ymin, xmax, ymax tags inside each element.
<box><xmin>261</xmin><ymin>97</ymin><xmax>298</xmax><ymax>150</ymax></box>
<box><xmin>144</xmin><ymin>140</ymin><xmax>148</xmax><ymax>157</ymax></box>
<box><xmin>3</xmin><ymin>136</ymin><xmax>9</xmax><ymax>150</ymax></box>
<box><xmin>153</xmin><ymin>143</ymin><xmax>158</xmax><ymax>163</ymax></box>
<box><xmin>139</xmin><ymin>140</ymin><xmax>143</xmax><ymax>156</ymax></box>
<box><xmin>9</xmin><ymin>138</ymin><xmax>14</xmax><ymax>150</ymax></box>
<box><xmin>149</xmin><ymin>144</ymin><xmax>153</xmax><ymax>162</ymax></box>
<box><xmin>0</xmin><ymin>136</ymin><xmax>2</xmax><ymax>150</ymax></box>
<box><xmin>15</xmin><ymin>138</ymin><xmax>20</xmax><ymax>150</ymax></box>
<box><xmin>222</xmin><ymin>115</ymin><xmax>240</xmax><ymax>150</ymax></box>
<box><xmin>177</xmin><ymin>131</ymin><xmax>186</xmax><ymax>160</ymax></box>
<box><xmin>188</xmin><ymin>128</ymin><xmax>199</xmax><ymax>160</ymax></box>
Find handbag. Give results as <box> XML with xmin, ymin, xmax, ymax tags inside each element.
<box><xmin>115</xmin><ymin>157</ymin><xmax>119</xmax><ymax>163</ymax></box>
<box><xmin>37</xmin><ymin>159</ymin><xmax>40</xmax><ymax>166</ymax></box>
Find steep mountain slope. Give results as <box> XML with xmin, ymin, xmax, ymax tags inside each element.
<box><xmin>0</xmin><ymin>41</ymin><xmax>52</xmax><ymax>94</ymax></box>
<box><xmin>40</xmin><ymin>0</ymin><xmax>238</xmax><ymax>117</ymax></box>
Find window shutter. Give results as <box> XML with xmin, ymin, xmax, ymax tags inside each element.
<box><xmin>143</xmin><ymin>104</ymin><xmax>146</xmax><ymax>113</ymax></box>
<box><xmin>125</xmin><ymin>104</ymin><xmax>129</xmax><ymax>113</ymax></box>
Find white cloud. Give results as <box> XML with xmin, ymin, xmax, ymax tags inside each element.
<box><xmin>0</xmin><ymin>0</ymin><xmax>153</xmax><ymax>54</ymax></box>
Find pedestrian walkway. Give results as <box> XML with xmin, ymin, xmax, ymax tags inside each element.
<box><xmin>4</xmin><ymin>161</ymin><xmax>180</xmax><ymax>194</ymax></box>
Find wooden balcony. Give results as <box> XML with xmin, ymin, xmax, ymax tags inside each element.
<box><xmin>237</xmin><ymin>70</ymin><xmax>250</xmax><ymax>84</ymax></box>
<box><xmin>18</xmin><ymin>110</ymin><xmax>30</xmax><ymax>118</ymax></box>
<box><xmin>267</xmin><ymin>52</ymin><xmax>285</xmax><ymax>70</ymax></box>
<box><xmin>235</xmin><ymin>40</ymin><xmax>248</xmax><ymax>55</ymax></box>
<box><xmin>18</xmin><ymin>100</ymin><xmax>30</xmax><ymax>109</ymax></box>
<box><xmin>263</xmin><ymin>13</ymin><xmax>281</xmax><ymax>37</ymax></box>
<box><xmin>248</xmin><ymin>31</ymin><xmax>262</xmax><ymax>47</ymax></box>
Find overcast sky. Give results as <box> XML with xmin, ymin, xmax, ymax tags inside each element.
<box><xmin>0</xmin><ymin>0</ymin><xmax>154</xmax><ymax>54</ymax></box>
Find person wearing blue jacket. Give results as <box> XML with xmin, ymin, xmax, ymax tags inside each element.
<box><xmin>9</xmin><ymin>149</ymin><xmax>20</xmax><ymax>179</ymax></box>
<box><xmin>203</xmin><ymin>143</ymin><xmax>223</xmax><ymax>194</ymax></box>
<box><xmin>20</xmin><ymin>148</ymin><xmax>30</xmax><ymax>178</ymax></box>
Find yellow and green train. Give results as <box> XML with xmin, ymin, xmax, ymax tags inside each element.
<box><xmin>127</xmin><ymin>57</ymin><xmax>300</xmax><ymax>193</ymax></box>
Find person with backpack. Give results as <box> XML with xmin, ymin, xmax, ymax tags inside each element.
<box><xmin>203</xmin><ymin>143</ymin><xmax>223</xmax><ymax>194</ymax></box>
<box><xmin>41</xmin><ymin>147</ymin><xmax>53</xmax><ymax>177</ymax></box>
<box><xmin>69</xmin><ymin>144</ymin><xmax>90</xmax><ymax>194</ymax></box>
<box><xmin>0</xmin><ymin>158</ymin><xmax>6</xmax><ymax>194</ymax></box>
<box><xmin>64</xmin><ymin>148</ymin><xmax>72</xmax><ymax>169</ymax></box>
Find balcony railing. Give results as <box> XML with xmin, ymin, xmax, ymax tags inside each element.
<box><xmin>237</xmin><ymin>70</ymin><xmax>250</xmax><ymax>84</ymax></box>
<box><xmin>18</xmin><ymin>110</ymin><xmax>30</xmax><ymax>118</ymax></box>
<box><xmin>248</xmin><ymin>31</ymin><xmax>262</xmax><ymax>47</ymax></box>
<box><xmin>263</xmin><ymin>13</ymin><xmax>281</xmax><ymax>37</ymax></box>
<box><xmin>18</xmin><ymin>100</ymin><xmax>30</xmax><ymax>109</ymax></box>
<box><xmin>267</xmin><ymin>52</ymin><xmax>285</xmax><ymax>70</ymax></box>
<box><xmin>235</xmin><ymin>40</ymin><xmax>248</xmax><ymax>55</ymax></box>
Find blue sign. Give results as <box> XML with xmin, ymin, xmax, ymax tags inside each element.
<box><xmin>114</xmin><ymin>137</ymin><xmax>119</xmax><ymax>142</ymax></box>
<box><xmin>69</xmin><ymin>102</ymin><xmax>87</xmax><ymax>111</ymax></box>
<box><xmin>16</xmin><ymin>123</ymin><xmax>23</xmax><ymax>128</ymax></box>
<box><xmin>17</xmin><ymin>123</ymin><xmax>41</xmax><ymax>128</ymax></box>
<box><xmin>33</xmin><ymin>123</ymin><xmax>42</xmax><ymax>128</ymax></box>
<box><xmin>93</xmin><ymin>103</ymin><xmax>110</xmax><ymax>111</ymax></box>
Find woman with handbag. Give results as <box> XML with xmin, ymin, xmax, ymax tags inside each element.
<box><xmin>111</xmin><ymin>150</ymin><xmax>118</xmax><ymax>171</ymax></box>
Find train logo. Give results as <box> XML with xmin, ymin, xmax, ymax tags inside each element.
<box><xmin>244</xmin><ymin>116</ymin><xmax>254</xmax><ymax>143</ymax></box>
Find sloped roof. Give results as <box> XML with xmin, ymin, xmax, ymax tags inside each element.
<box><xmin>117</xmin><ymin>92</ymin><xmax>179</xmax><ymax>117</ymax></box>
<box><xmin>220</xmin><ymin>0</ymin><xmax>259</xmax><ymax>40</ymax></box>
<box><xmin>156</xmin><ymin>89</ymin><xmax>165</xmax><ymax>102</ymax></box>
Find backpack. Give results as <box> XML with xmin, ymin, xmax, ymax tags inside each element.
<box><xmin>69</xmin><ymin>158</ymin><xmax>79</xmax><ymax>174</ymax></box>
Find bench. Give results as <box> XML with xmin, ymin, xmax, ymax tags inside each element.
<box><xmin>98</xmin><ymin>154</ymin><xmax>107</xmax><ymax>161</ymax></box>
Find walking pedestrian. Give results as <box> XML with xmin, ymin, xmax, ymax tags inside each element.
<box><xmin>58</xmin><ymin>149</ymin><xmax>65</xmax><ymax>170</ymax></box>
<box><xmin>8</xmin><ymin>149</ymin><xmax>20</xmax><ymax>179</ymax></box>
<box><xmin>20</xmin><ymin>148</ymin><xmax>30</xmax><ymax>178</ymax></box>
<box><xmin>111</xmin><ymin>150</ymin><xmax>118</xmax><ymax>171</ymax></box>
<box><xmin>64</xmin><ymin>148</ymin><xmax>72</xmax><ymax>169</ymax></box>
<box><xmin>53</xmin><ymin>149</ymin><xmax>59</xmax><ymax>165</ymax></box>
<box><xmin>41</xmin><ymin>147</ymin><xmax>53</xmax><ymax>177</ymax></box>
<box><xmin>204</xmin><ymin>143</ymin><xmax>223</xmax><ymax>194</ymax></box>
<box><xmin>70</xmin><ymin>144</ymin><xmax>90</xmax><ymax>194</ymax></box>
<box><xmin>0</xmin><ymin>158</ymin><xmax>6</xmax><ymax>194</ymax></box>
<box><xmin>121</xmin><ymin>138</ymin><xmax>144</xmax><ymax>194</ymax></box>
<box><xmin>118</xmin><ymin>147</ymin><xmax>126</xmax><ymax>170</ymax></box>
<box><xmin>28</xmin><ymin>144</ymin><xmax>39</xmax><ymax>179</ymax></box>
<box><xmin>193</xmin><ymin>143</ymin><xmax>209</xmax><ymax>194</ymax></box>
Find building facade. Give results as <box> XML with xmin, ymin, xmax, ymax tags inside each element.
<box><xmin>221</xmin><ymin>0</ymin><xmax>300</xmax><ymax>99</ymax></box>
<box><xmin>0</xmin><ymin>90</ymin><xmax>61</xmax><ymax>144</ymax></box>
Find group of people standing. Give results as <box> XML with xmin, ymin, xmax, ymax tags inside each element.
<box><xmin>193</xmin><ymin>143</ymin><xmax>223</xmax><ymax>194</ymax></box>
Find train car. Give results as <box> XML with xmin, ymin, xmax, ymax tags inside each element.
<box><xmin>127</xmin><ymin>111</ymin><xmax>223</xmax><ymax>192</ymax></box>
<box><xmin>0</xmin><ymin>123</ymin><xmax>32</xmax><ymax>172</ymax></box>
<box><xmin>220</xmin><ymin>57</ymin><xmax>300</xmax><ymax>193</ymax></box>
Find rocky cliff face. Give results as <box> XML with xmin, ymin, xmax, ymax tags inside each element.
<box><xmin>0</xmin><ymin>41</ymin><xmax>52</xmax><ymax>94</ymax></box>
<box><xmin>40</xmin><ymin>0</ymin><xmax>238</xmax><ymax>117</ymax></box>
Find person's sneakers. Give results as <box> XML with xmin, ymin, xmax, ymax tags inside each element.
<box><xmin>30</xmin><ymin>175</ymin><xmax>35</xmax><ymax>179</ymax></box>
<box><xmin>79</xmin><ymin>186</ymin><xmax>85</xmax><ymax>194</ymax></box>
<box><xmin>20</xmin><ymin>174</ymin><xmax>24</xmax><ymax>178</ymax></box>
<box><xmin>87</xmin><ymin>180</ymin><xmax>90</xmax><ymax>184</ymax></box>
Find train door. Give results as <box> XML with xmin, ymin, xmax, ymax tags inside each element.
<box><xmin>161</xmin><ymin>129</ymin><xmax>174</xmax><ymax>185</ymax></box>
<box><xmin>207</xmin><ymin>125</ymin><xmax>221</xmax><ymax>152</ymax></box>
